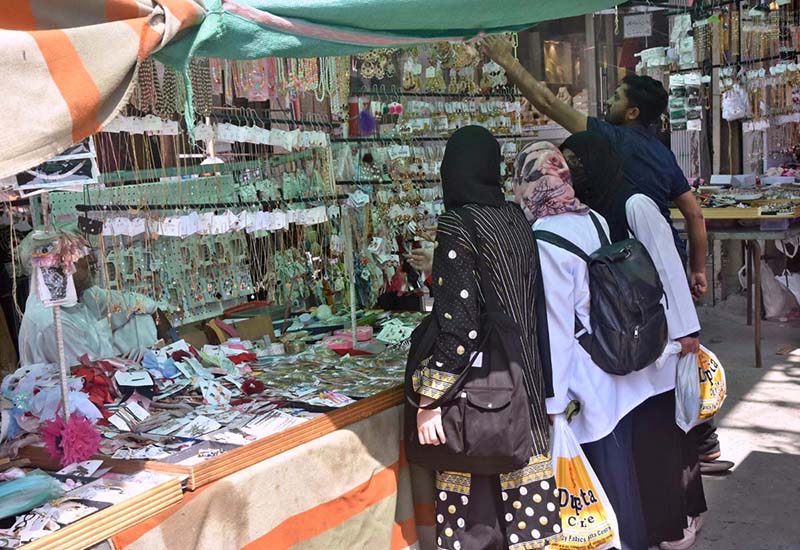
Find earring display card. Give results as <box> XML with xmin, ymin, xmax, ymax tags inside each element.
<box><xmin>34</xmin><ymin>266</ymin><xmax>78</xmax><ymax>307</ymax></box>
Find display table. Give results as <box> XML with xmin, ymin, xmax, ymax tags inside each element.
<box><xmin>19</xmin><ymin>386</ymin><xmax>405</xmax><ymax>492</ymax></box>
<box><xmin>670</xmin><ymin>216</ymin><xmax>800</xmax><ymax>369</ymax></box>
<box><xmin>108</xmin><ymin>405</ymin><xmax>436</xmax><ymax>550</ymax></box>
<box><xmin>670</xmin><ymin>205</ymin><xmax>800</xmax><ymax>221</ymax></box>
<box><xmin>702</xmin><ymin>225</ymin><xmax>800</xmax><ymax>369</ymax></box>
<box><xmin>2</xmin><ymin>309</ymin><xmax>427</xmax><ymax>548</ymax></box>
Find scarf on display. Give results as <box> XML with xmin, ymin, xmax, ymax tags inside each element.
<box><xmin>560</xmin><ymin>132</ymin><xmax>636</xmax><ymax>243</ymax></box>
<box><xmin>441</xmin><ymin>126</ymin><xmax>506</xmax><ymax>210</ymax></box>
<box><xmin>512</xmin><ymin>141</ymin><xmax>588</xmax><ymax>222</ymax></box>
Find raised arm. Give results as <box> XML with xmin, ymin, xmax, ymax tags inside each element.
<box><xmin>482</xmin><ymin>35</ymin><xmax>587</xmax><ymax>134</ymax></box>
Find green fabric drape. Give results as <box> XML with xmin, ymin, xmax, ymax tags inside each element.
<box><xmin>156</xmin><ymin>0</ymin><xmax>622</xmax><ymax>67</ymax></box>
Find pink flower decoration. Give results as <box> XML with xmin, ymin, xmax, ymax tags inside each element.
<box><xmin>41</xmin><ymin>414</ymin><xmax>101</xmax><ymax>467</ymax></box>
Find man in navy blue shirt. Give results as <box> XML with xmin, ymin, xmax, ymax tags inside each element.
<box><xmin>483</xmin><ymin>36</ymin><xmax>708</xmax><ymax>302</ymax></box>
<box><xmin>588</xmin><ymin>78</ymin><xmax>693</xmax><ymax>259</ymax></box>
<box><xmin>483</xmin><ymin>35</ymin><xmax>730</xmax><ymax>503</ymax></box>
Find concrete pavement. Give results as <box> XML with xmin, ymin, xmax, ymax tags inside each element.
<box><xmin>692</xmin><ymin>300</ymin><xmax>800</xmax><ymax>550</ymax></box>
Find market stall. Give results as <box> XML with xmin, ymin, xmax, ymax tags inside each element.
<box><xmin>671</xmin><ymin>181</ymin><xmax>800</xmax><ymax>370</ymax></box>
<box><xmin>0</xmin><ymin>3</ymin><xmax>631</xmax><ymax>548</ymax></box>
<box><xmin>2</xmin><ymin>1</ymin><xmax>799</xmax><ymax>548</ymax></box>
<box><xmin>108</xmin><ymin>406</ymin><xmax>436</xmax><ymax>550</ymax></box>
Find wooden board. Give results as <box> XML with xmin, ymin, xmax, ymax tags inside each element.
<box><xmin>671</xmin><ymin>206</ymin><xmax>800</xmax><ymax>220</ymax></box>
<box><xmin>20</xmin><ymin>476</ymin><xmax>182</xmax><ymax>550</ymax></box>
<box><xmin>17</xmin><ymin>447</ymin><xmax>148</xmax><ymax>475</ymax></box>
<box><xmin>145</xmin><ymin>385</ymin><xmax>404</xmax><ymax>490</ymax></box>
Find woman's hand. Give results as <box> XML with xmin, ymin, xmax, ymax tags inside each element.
<box><xmin>407</xmin><ymin>248</ymin><xmax>434</xmax><ymax>273</ymax></box>
<box><xmin>417</xmin><ymin>395</ymin><xmax>446</xmax><ymax>445</ymax></box>
<box><xmin>677</xmin><ymin>335</ymin><xmax>700</xmax><ymax>357</ymax></box>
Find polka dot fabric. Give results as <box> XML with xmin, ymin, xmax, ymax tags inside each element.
<box><xmin>434</xmin><ymin>456</ymin><xmax>562</xmax><ymax>550</ymax></box>
<box><xmin>498</xmin><ymin>480</ymin><xmax>561</xmax><ymax>549</ymax></box>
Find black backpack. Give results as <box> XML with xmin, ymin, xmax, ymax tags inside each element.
<box><xmin>534</xmin><ymin>213</ymin><xmax>668</xmax><ymax>376</ymax></box>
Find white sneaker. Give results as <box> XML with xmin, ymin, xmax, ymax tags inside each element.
<box><xmin>688</xmin><ymin>514</ymin><xmax>704</xmax><ymax>535</ymax></box>
<box><xmin>659</xmin><ymin>522</ymin><xmax>697</xmax><ymax>550</ymax></box>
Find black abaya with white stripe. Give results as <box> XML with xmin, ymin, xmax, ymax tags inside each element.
<box><xmin>414</xmin><ymin>202</ymin><xmax>561</xmax><ymax>550</ymax></box>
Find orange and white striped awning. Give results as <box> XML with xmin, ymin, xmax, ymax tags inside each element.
<box><xmin>0</xmin><ymin>0</ymin><xmax>204</xmax><ymax>180</ymax></box>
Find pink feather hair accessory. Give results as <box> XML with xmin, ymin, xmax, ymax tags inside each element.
<box><xmin>41</xmin><ymin>413</ymin><xmax>101</xmax><ymax>467</ymax></box>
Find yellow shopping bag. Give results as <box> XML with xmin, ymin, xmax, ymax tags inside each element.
<box><xmin>549</xmin><ymin>415</ymin><xmax>620</xmax><ymax>550</ymax></box>
<box><xmin>697</xmin><ymin>345</ymin><xmax>726</xmax><ymax>421</ymax></box>
<box><xmin>676</xmin><ymin>345</ymin><xmax>727</xmax><ymax>432</ymax></box>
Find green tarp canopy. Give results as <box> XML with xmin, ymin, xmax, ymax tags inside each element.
<box><xmin>0</xmin><ymin>0</ymin><xmax>623</xmax><ymax>179</ymax></box>
<box><xmin>156</xmin><ymin>0</ymin><xmax>623</xmax><ymax>67</ymax></box>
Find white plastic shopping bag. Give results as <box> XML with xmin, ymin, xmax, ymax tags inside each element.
<box><xmin>675</xmin><ymin>345</ymin><xmax>727</xmax><ymax>433</ymax></box>
<box><xmin>739</xmin><ymin>263</ymin><xmax>798</xmax><ymax>318</ymax></box>
<box><xmin>775</xmin><ymin>269</ymin><xmax>800</xmax><ymax>307</ymax></box>
<box><xmin>549</xmin><ymin>415</ymin><xmax>621</xmax><ymax>550</ymax></box>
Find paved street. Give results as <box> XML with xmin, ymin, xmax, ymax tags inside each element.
<box><xmin>692</xmin><ymin>301</ymin><xmax>800</xmax><ymax>550</ymax></box>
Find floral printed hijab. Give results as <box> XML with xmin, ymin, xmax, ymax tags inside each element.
<box><xmin>512</xmin><ymin>141</ymin><xmax>589</xmax><ymax>222</ymax></box>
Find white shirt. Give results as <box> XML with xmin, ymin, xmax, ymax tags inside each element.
<box><xmin>535</xmin><ymin>195</ymin><xmax>700</xmax><ymax>444</ymax></box>
<box><xmin>18</xmin><ymin>287</ymin><xmax>158</xmax><ymax>367</ymax></box>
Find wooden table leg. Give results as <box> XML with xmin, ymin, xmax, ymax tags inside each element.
<box><xmin>746</xmin><ymin>241</ymin><xmax>753</xmax><ymax>326</ymax></box>
<box><xmin>753</xmin><ymin>240</ymin><xmax>763</xmax><ymax>369</ymax></box>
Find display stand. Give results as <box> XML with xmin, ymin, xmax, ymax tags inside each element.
<box><xmin>39</xmin><ymin>192</ymin><xmax>72</xmax><ymax>421</ymax></box>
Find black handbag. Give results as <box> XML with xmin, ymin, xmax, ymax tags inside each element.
<box><xmin>403</xmin><ymin>208</ymin><xmax>534</xmax><ymax>475</ymax></box>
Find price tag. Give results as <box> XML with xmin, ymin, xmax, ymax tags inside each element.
<box><xmin>141</xmin><ymin>115</ymin><xmax>163</xmax><ymax>133</ymax></box>
<box><xmin>160</xmin><ymin>121</ymin><xmax>180</xmax><ymax>135</ymax></box>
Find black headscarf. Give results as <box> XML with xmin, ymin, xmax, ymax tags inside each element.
<box><xmin>441</xmin><ymin>126</ymin><xmax>506</xmax><ymax>210</ymax></box>
<box><xmin>560</xmin><ymin>132</ymin><xmax>637</xmax><ymax>243</ymax></box>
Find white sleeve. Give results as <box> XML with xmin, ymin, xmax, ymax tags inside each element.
<box><xmin>19</xmin><ymin>317</ymin><xmax>51</xmax><ymax>366</ymax></box>
<box><xmin>626</xmin><ymin>195</ymin><xmax>700</xmax><ymax>340</ymax></box>
<box><xmin>83</xmin><ymin>288</ymin><xmax>157</xmax><ymax>330</ymax></box>
<box><xmin>539</xmin><ymin>242</ymin><xmax>586</xmax><ymax>415</ymax></box>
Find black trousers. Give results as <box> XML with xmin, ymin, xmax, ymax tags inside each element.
<box><xmin>582</xmin><ymin>410</ymin><xmax>649</xmax><ymax>550</ymax></box>
<box><xmin>632</xmin><ymin>390</ymin><xmax>707</xmax><ymax>545</ymax></box>
<box><xmin>691</xmin><ymin>418</ymin><xmax>721</xmax><ymax>456</ymax></box>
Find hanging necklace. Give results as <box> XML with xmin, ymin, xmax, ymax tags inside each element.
<box><xmin>190</xmin><ymin>57</ymin><xmax>212</xmax><ymax>117</ymax></box>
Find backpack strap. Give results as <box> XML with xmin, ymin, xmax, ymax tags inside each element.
<box><xmin>588</xmin><ymin>212</ymin><xmax>611</xmax><ymax>246</ymax></box>
<box><xmin>532</xmin><ymin>230</ymin><xmax>594</xmax><ymax>349</ymax></box>
<box><xmin>533</xmin><ymin>230</ymin><xmax>592</xmax><ymax>263</ymax></box>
